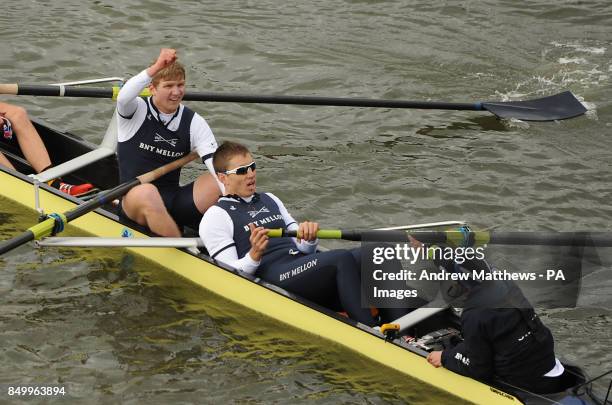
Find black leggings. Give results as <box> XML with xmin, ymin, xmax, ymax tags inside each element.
<box><xmin>259</xmin><ymin>249</ymin><xmax>376</xmax><ymax>326</ymax></box>
<box><xmin>506</xmin><ymin>373</ymin><xmax>566</xmax><ymax>395</ymax></box>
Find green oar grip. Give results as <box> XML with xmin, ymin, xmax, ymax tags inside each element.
<box><xmin>266</xmin><ymin>229</ymin><xmax>494</xmax><ymax>245</ymax></box>
<box><xmin>0</xmin><ymin>213</ymin><xmax>63</xmax><ymax>254</ymax></box>
<box><xmin>29</xmin><ymin>215</ymin><xmax>65</xmax><ymax>239</ymax></box>
<box><xmin>439</xmin><ymin>231</ymin><xmax>491</xmax><ymax>247</ymax></box>
<box><xmin>316</xmin><ymin>230</ymin><xmax>343</xmax><ymax>239</ymax></box>
<box><xmin>267</xmin><ymin>229</ymin><xmax>346</xmax><ymax>240</ymax></box>
<box><xmin>267</xmin><ymin>229</ymin><xmax>284</xmax><ymax>238</ymax></box>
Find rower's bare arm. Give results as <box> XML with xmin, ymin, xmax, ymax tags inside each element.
<box><xmin>248</xmin><ymin>223</ymin><xmax>269</xmax><ymax>262</ymax></box>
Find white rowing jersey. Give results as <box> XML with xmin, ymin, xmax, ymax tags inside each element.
<box><xmin>199</xmin><ymin>192</ymin><xmax>317</xmax><ymax>274</ymax></box>
<box><xmin>116</xmin><ymin>70</ymin><xmax>222</xmax><ymax>189</ymax></box>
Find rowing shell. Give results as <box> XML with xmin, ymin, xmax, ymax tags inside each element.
<box><xmin>0</xmin><ymin>119</ymin><xmax>601</xmax><ymax>404</ymax></box>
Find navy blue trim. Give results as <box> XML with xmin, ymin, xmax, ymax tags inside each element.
<box><xmin>201</xmin><ymin>153</ymin><xmax>213</xmax><ymax>163</ymax></box>
<box><xmin>118</xmin><ymin>111</ymin><xmax>135</xmax><ymax>119</ymax></box>
<box><xmin>148</xmin><ymin>98</ymin><xmax>180</xmax><ymax>128</ymax></box>
<box><xmin>211</xmin><ymin>242</ymin><xmax>236</xmax><ymax>259</ymax></box>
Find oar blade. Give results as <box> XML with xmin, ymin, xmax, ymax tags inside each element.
<box><xmin>482</xmin><ymin>91</ymin><xmax>587</xmax><ymax>121</ymax></box>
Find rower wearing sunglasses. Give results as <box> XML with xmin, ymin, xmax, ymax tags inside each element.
<box><xmin>199</xmin><ymin>141</ymin><xmax>378</xmax><ymax>327</ymax></box>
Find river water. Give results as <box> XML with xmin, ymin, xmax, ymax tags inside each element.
<box><xmin>1</xmin><ymin>0</ymin><xmax>611</xmax><ymax>403</ymax></box>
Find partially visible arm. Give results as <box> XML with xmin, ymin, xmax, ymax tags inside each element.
<box><xmin>117</xmin><ymin>48</ymin><xmax>177</xmax><ymax>122</ymax></box>
<box><xmin>190</xmin><ymin>115</ymin><xmax>224</xmax><ymax>193</ymax></box>
<box><xmin>440</xmin><ymin>311</ymin><xmax>494</xmax><ymax>381</ymax></box>
<box><xmin>203</xmin><ymin>156</ymin><xmax>224</xmax><ymax>194</ymax></box>
<box><xmin>116</xmin><ymin>70</ymin><xmax>151</xmax><ymax>119</ymax></box>
<box><xmin>199</xmin><ymin>206</ymin><xmax>261</xmax><ymax>274</ymax></box>
<box><xmin>213</xmin><ymin>244</ymin><xmax>260</xmax><ymax>275</ymax></box>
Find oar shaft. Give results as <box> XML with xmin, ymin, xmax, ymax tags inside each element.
<box><xmin>486</xmin><ymin>232</ymin><xmax>612</xmax><ymax>247</ymax></box>
<box><xmin>0</xmin><ymin>152</ymin><xmax>198</xmax><ymax>255</ymax></box>
<box><xmin>0</xmin><ymin>84</ymin><xmax>115</xmax><ymax>98</ymax></box>
<box><xmin>64</xmin><ymin>179</ymin><xmax>139</xmax><ymax>222</ymax></box>
<box><xmin>0</xmin><ymin>83</ymin><xmax>584</xmax><ymax>121</ymax></box>
<box><xmin>36</xmin><ymin>237</ymin><xmax>204</xmax><ymax>248</ymax></box>
<box><xmin>268</xmin><ymin>229</ymin><xmax>363</xmax><ymax>241</ymax></box>
<box><xmin>0</xmin><ymin>83</ymin><xmax>481</xmax><ymax>110</ymax></box>
<box><xmin>182</xmin><ymin>92</ymin><xmax>481</xmax><ymax>111</ymax></box>
<box><xmin>0</xmin><ymin>230</ymin><xmax>37</xmax><ymax>254</ymax></box>
<box><xmin>66</xmin><ymin>151</ymin><xmax>196</xmax><ymax>222</ymax></box>
<box><xmin>0</xmin><ymin>217</ymin><xmax>61</xmax><ymax>255</ymax></box>
<box><xmin>269</xmin><ymin>229</ymin><xmax>612</xmax><ymax>247</ymax></box>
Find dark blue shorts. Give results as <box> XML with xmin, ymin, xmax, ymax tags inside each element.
<box><xmin>158</xmin><ymin>183</ymin><xmax>202</xmax><ymax>227</ymax></box>
<box><xmin>119</xmin><ymin>182</ymin><xmax>202</xmax><ymax>228</ymax></box>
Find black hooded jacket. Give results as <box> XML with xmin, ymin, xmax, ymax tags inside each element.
<box><xmin>441</xmin><ymin>280</ymin><xmax>557</xmax><ymax>390</ymax></box>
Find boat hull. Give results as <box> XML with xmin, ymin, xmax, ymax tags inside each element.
<box><xmin>1</xmin><ymin>120</ymin><xmax>602</xmax><ymax>405</ymax></box>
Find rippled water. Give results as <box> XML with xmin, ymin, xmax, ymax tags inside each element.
<box><xmin>1</xmin><ymin>0</ymin><xmax>611</xmax><ymax>403</ymax></box>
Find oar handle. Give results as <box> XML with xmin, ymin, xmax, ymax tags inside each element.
<box><xmin>137</xmin><ymin>151</ymin><xmax>198</xmax><ymax>183</ymax></box>
<box><xmin>268</xmin><ymin>228</ymin><xmax>445</xmax><ymax>242</ymax></box>
<box><xmin>267</xmin><ymin>229</ymin><xmax>360</xmax><ymax>241</ymax></box>
<box><xmin>268</xmin><ymin>229</ymin><xmax>612</xmax><ymax>247</ymax></box>
<box><xmin>0</xmin><ymin>84</ymin><xmax>18</xmax><ymax>95</ymax></box>
<box><xmin>0</xmin><ymin>84</ymin><xmax>151</xmax><ymax>100</ymax></box>
<box><xmin>65</xmin><ymin>152</ymin><xmax>198</xmax><ymax>222</ymax></box>
<box><xmin>0</xmin><ymin>83</ymin><xmax>480</xmax><ymax>110</ymax></box>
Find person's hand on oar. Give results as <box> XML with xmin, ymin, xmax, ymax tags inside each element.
<box><xmin>248</xmin><ymin>223</ymin><xmax>269</xmax><ymax>262</ymax></box>
<box><xmin>297</xmin><ymin>221</ymin><xmax>319</xmax><ymax>243</ymax></box>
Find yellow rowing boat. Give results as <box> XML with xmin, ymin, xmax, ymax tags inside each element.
<box><xmin>0</xmin><ymin>119</ymin><xmax>601</xmax><ymax>404</ymax></box>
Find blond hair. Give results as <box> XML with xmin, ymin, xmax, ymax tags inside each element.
<box><xmin>151</xmin><ymin>61</ymin><xmax>186</xmax><ymax>86</ymax></box>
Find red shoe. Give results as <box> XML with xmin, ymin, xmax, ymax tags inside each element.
<box><xmin>56</xmin><ymin>181</ymin><xmax>94</xmax><ymax>196</ymax></box>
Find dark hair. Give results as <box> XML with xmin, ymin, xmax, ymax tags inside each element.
<box><xmin>213</xmin><ymin>141</ymin><xmax>251</xmax><ymax>173</ymax></box>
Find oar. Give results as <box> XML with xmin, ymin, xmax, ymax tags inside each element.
<box><xmin>268</xmin><ymin>229</ymin><xmax>612</xmax><ymax>247</ymax></box>
<box><xmin>0</xmin><ymin>152</ymin><xmax>198</xmax><ymax>255</ymax></box>
<box><xmin>36</xmin><ymin>237</ymin><xmax>204</xmax><ymax>248</ymax></box>
<box><xmin>0</xmin><ymin>83</ymin><xmax>586</xmax><ymax>121</ymax></box>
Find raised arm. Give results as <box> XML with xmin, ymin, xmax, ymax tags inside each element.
<box><xmin>116</xmin><ymin>48</ymin><xmax>177</xmax><ymax>118</ymax></box>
